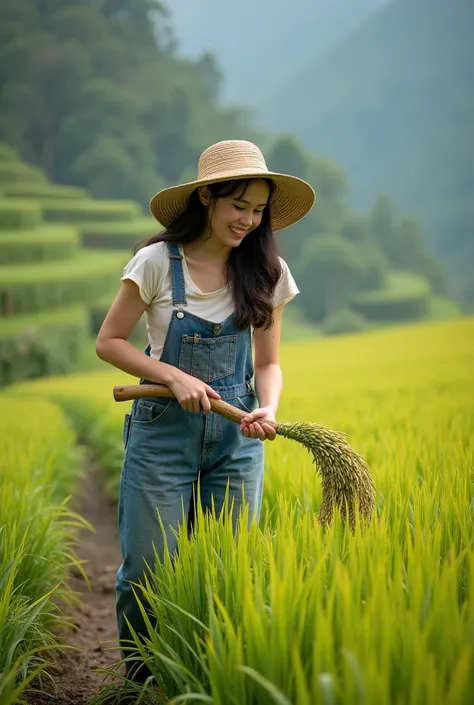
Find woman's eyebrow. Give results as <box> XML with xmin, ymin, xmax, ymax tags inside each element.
<box><xmin>235</xmin><ymin>198</ymin><xmax>268</xmax><ymax>208</ymax></box>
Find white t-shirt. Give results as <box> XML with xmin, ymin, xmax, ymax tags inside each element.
<box><xmin>121</xmin><ymin>241</ymin><xmax>299</xmax><ymax>359</ymax></box>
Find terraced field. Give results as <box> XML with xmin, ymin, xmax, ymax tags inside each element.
<box><xmin>2</xmin><ymin>317</ymin><xmax>472</xmax><ymax>704</ymax></box>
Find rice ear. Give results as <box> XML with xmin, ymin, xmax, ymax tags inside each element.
<box><xmin>276</xmin><ymin>422</ymin><xmax>376</xmax><ymax>531</ymax></box>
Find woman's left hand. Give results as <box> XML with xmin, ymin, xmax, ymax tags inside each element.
<box><xmin>240</xmin><ymin>407</ymin><xmax>277</xmax><ymax>441</ymax></box>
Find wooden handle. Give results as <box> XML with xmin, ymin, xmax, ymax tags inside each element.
<box><xmin>114</xmin><ymin>383</ymin><xmax>174</xmax><ymax>402</ymax></box>
<box><xmin>113</xmin><ymin>383</ymin><xmax>250</xmax><ymax>425</ymax></box>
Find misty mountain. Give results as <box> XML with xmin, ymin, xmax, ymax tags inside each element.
<box><xmin>167</xmin><ymin>0</ymin><xmax>387</xmax><ymax>106</ymax></box>
<box><xmin>260</xmin><ymin>0</ymin><xmax>474</xmax><ymax>295</ymax></box>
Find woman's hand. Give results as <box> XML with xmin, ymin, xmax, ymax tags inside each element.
<box><xmin>168</xmin><ymin>370</ymin><xmax>220</xmax><ymax>414</ymax></box>
<box><xmin>240</xmin><ymin>407</ymin><xmax>277</xmax><ymax>441</ymax></box>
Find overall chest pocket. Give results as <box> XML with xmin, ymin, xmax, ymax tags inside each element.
<box><xmin>178</xmin><ymin>334</ymin><xmax>238</xmax><ymax>384</ymax></box>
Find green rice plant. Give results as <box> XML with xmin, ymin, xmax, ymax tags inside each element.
<box><xmin>0</xmin><ymin>199</ymin><xmax>42</xmax><ymax>231</ymax></box>
<box><xmin>47</xmin><ymin>394</ymin><xmax>126</xmax><ymax>500</ymax></box>
<box><xmin>118</xmin><ymin>483</ymin><xmax>473</xmax><ymax>705</ymax></box>
<box><xmin>0</xmin><ymin>250</ymin><xmax>127</xmax><ymax>315</ymax></box>
<box><xmin>0</xmin><ymin>226</ymin><xmax>79</xmax><ymax>265</ymax></box>
<box><xmin>0</xmin><ymin>398</ymin><xmax>84</xmax><ymax>592</ymax></box>
<box><xmin>0</xmin><ymin>397</ymin><xmax>87</xmax><ymax>701</ymax></box>
<box><xmin>0</xmin><ymin>543</ymin><xmax>54</xmax><ymax>705</ymax></box>
<box><xmin>9</xmin><ymin>369</ymin><xmax>132</xmax><ymax>498</ymax></box>
<box><xmin>13</xmin><ymin>317</ymin><xmax>474</xmax><ymax>705</ymax></box>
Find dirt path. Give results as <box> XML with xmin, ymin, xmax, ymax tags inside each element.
<box><xmin>25</xmin><ymin>461</ymin><xmax>122</xmax><ymax>705</ymax></box>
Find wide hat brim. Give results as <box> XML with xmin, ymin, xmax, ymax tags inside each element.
<box><xmin>149</xmin><ymin>168</ymin><xmax>315</xmax><ymax>233</ymax></box>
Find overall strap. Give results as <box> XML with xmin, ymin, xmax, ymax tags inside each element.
<box><xmin>166</xmin><ymin>242</ymin><xmax>187</xmax><ymax>312</ymax></box>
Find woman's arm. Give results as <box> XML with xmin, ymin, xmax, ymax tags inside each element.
<box><xmin>253</xmin><ymin>303</ymin><xmax>284</xmax><ymax>414</ymax></box>
<box><xmin>95</xmin><ymin>279</ymin><xmax>220</xmax><ymax>413</ymax></box>
<box><xmin>96</xmin><ymin>280</ymin><xmax>173</xmax><ymax>383</ymax></box>
<box><xmin>240</xmin><ymin>303</ymin><xmax>285</xmax><ymax>441</ymax></box>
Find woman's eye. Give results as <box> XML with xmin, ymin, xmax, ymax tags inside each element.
<box><xmin>233</xmin><ymin>203</ymin><xmax>263</xmax><ymax>215</ymax></box>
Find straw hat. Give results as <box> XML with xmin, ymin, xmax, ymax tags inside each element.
<box><xmin>149</xmin><ymin>140</ymin><xmax>315</xmax><ymax>232</ymax></box>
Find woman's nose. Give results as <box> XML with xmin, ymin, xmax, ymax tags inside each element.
<box><xmin>239</xmin><ymin>213</ymin><xmax>253</xmax><ymax>227</ymax></box>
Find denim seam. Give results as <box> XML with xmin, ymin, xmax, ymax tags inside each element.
<box><xmin>159</xmin><ymin>314</ymin><xmax>177</xmax><ymax>362</ymax></box>
<box><xmin>166</xmin><ymin>242</ymin><xmax>187</xmax><ymax>307</ymax></box>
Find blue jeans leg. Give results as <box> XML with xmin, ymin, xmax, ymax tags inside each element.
<box><xmin>199</xmin><ymin>418</ymin><xmax>265</xmax><ymax>529</ymax></box>
<box><xmin>116</xmin><ymin>400</ymin><xmax>202</xmax><ymax>663</ymax></box>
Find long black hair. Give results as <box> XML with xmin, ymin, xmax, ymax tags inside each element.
<box><xmin>137</xmin><ymin>179</ymin><xmax>282</xmax><ymax>330</ymax></box>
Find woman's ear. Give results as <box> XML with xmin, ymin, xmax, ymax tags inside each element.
<box><xmin>198</xmin><ymin>186</ymin><xmax>210</xmax><ymax>206</ymax></box>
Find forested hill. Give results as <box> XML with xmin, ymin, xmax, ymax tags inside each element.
<box><xmin>261</xmin><ymin>0</ymin><xmax>474</xmax><ymax>298</ymax></box>
<box><xmin>0</xmin><ymin>0</ymin><xmax>258</xmax><ymax>208</ymax></box>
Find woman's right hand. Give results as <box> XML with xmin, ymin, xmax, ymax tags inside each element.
<box><xmin>168</xmin><ymin>370</ymin><xmax>221</xmax><ymax>414</ymax></box>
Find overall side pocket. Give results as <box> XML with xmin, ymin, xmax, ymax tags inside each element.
<box><xmin>132</xmin><ymin>397</ymin><xmax>174</xmax><ymax>425</ymax></box>
<box><xmin>122</xmin><ymin>413</ymin><xmax>132</xmax><ymax>448</ymax></box>
<box><xmin>234</xmin><ymin>392</ymin><xmax>258</xmax><ymax>414</ymax></box>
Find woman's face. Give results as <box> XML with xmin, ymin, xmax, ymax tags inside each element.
<box><xmin>201</xmin><ymin>179</ymin><xmax>271</xmax><ymax>250</ymax></box>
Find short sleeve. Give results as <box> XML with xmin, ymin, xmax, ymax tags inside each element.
<box><xmin>121</xmin><ymin>244</ymin><xmax>164</xmax><ymax>305</ymax></box>
<box><xmin>273</xmin><ymin>257</ymin><xmax>299</xmax><ymax>309</ymax></box>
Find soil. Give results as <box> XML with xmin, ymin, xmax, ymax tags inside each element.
<box><xmin>24</xmin><ymin>460</ymin><xmax>123</xmax><ymax>705</ymax></box>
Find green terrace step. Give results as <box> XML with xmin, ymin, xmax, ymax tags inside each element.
<box><xmin>41</xmin><ymin>198</ymin><xmax>143</xmax><ymax>223</ymax></box>
<box><xmin>0</xmin><ymin>226</ymin><xmax>79</xmax><ymax>265</ymax></box>
<box><xmin>351</xmin><ymin>271</ymin><xmax>431</xmax><ymax>321</ymax></box>
<box><xmin>0</xmin><ymin>161</ymin><xmax>47</xmax><ymax>184</ymax></box>
<box><xmin>0</xmin><ymin>250</ymin><xmax>127</xmax><ymax>316</ymax></box>
<box><xmin>90</xmin><ymin>289</ymin><xmax>147</xmax><ymax>342</ymax></box>
<box><xmin>1</xmin><ymin>182</ymin><xmax>90</xmax><ymax>200</ymax></box>
<box><xmin>0</xmin><ymin>306</ymin><xmax>89</xmax><ymax>387</ymax></box>
<box><xmin>80</xmin><ymin>217</ymin><xmax>158</xmax><ymax>249</ymax></box>
<box><xmin>0</xmin><ymin>143</ymin><xmax>19</xmax><ymax>161</ymax></box>
<box><xmin>0</xmin><ymin>199</ymin><xmax>42</xmax><ymax>230</ymax></box>
<box><xmin>0</xmin><ymin>304</ymin><xmax>89</xmax><ymax>336</ymax></box>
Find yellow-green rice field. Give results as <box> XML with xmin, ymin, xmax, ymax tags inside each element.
<box><xmin>1</xmin><ymin>317</ymin><xmax>473</xmax><ymax>704</ymax></box>
<box><xmin>0</xmin><ymin>399</ymin><xmax>86</xmax><ymax>705</ymax></box>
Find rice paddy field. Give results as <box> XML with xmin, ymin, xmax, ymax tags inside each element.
<box><xmin>1</xmin><ymin>316</ymin><xmax>473</xmax><ymax>704</ymax></box>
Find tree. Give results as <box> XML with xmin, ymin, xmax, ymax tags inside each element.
<box><xmin>267</xmin><ymin>135</ymin><xmax>350</xmax><ymax>271</ymax></box>
<box><xmin>69</xmin><ymin>134</ymin><xmax>160</xmax><ymax>203</ymax></box>
<box><xmin>369</xmin><ymin>193</ymin><xmax>397</xmax><ymax>261</ymax></box>
<box><xmin>369</xmin><ymin>196</ymin><xmax>446</xmax><ymax>293</ymax></box>
<box><xmin>296</xmin><ymin>235</ymin><xmax>364</xmax><ymax>322</ymax></box>
<box><xmin>340</xmin><ymin>212</ymin><xmax>388</xmax><ymax>289</ymax></box>
<box><xmin>194</xmin><ymin>52</ymin><xmax>224</xmax><ymax>101</ymax></box>
<box><xmin>395</xmin><ymin>216</ymin><xmax>445</xmax><ymax>293</ymax></box>
<box><xmin>340</xmin><ymin>213</ymin><xmax>370</xmax><ymax>244</ymax></box>
<box><xmin>268</xmin><ymin>134</ymin><xmax>307</xmax><ymax>179</ymax></box>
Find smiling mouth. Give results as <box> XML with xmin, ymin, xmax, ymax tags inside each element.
<box><xmin>229</xmin><ymin>226</ymin><xmax>248</xmax><ymax>237</ymax></box>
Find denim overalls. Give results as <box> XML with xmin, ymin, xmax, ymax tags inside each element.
<box><xmin>116</xmin><ymin>242</ymin><xmax>264</xmax><ymax>658</ymax></box>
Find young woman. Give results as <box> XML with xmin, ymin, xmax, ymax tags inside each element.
<box><xmin>95</xmin><ymin>140</ymin><xmax>315</xmax><ymax>680</ymax></box>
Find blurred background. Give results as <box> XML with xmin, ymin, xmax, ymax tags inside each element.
<box><xmin>0</xmin><ymin>0</ymin><xmax>472</xmax><ymax>388</ymax></box>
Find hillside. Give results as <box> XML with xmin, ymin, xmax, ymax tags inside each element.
<box><xmin>0</xmin><ymin>143</ymin><xmax>155</xmax><ymax>387</ymax></box>
<box><xmin>261</xmin><ymin>0</ymin><xmax>474</xmax><ymax>300</ymax></box>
